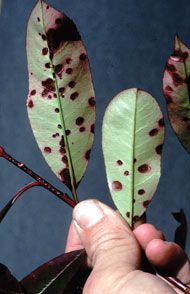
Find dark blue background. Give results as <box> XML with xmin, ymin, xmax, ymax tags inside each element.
<box><xmin>0</xmin><ymin>0</ymin><xmax>190</xmax><ymax>280</ymax></box>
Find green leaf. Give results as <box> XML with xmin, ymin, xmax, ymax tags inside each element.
<box><xmin>26</xmin><ymin>1</ymin><xmax>95</xmax><ymax>200</ymax></box>
<box><xmin>20</xmin><ymin>249</ymin><xmax>86</xmax><ymax>294</ymax></box>
<box><xmin>102</xmin><ymin>88</ymin><xmax>165</xmax><ymax>226</ymax></box>
<box><xmin>163</xmin><ymin>34</ymin><xmax>190</xmax><ymax>153</ymax></box>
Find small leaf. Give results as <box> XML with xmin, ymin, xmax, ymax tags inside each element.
<box><xmin>20</xmin><ymin>249</ymin><xmax>86</xmax><ymax>294</ymax></box>
<box><xmin>0</xmin><ymin>264</ymin><xmax>23</xmax><ymax>293</ymax></box>
<box><xmin>102</xmin><ymin>88</ymin><xmax>165</xmax><ymax>226</ymax></box>
<box><xmin>26</xmin><ymin>1</ymin><xmax>95</xmax><ymax>199</ymax></box>
<box><xmin>163</xmin><ymin>34</ymin><xmax>190</xmax><ymax>152</ymax></box>
<box><xmin>172</xmin><ymin>209</ymin><xmax>187</xmax><ymax>250</ymax></box>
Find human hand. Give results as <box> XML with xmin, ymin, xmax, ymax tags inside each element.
<box><xmin>65</xmin><ymin>199</ymin><xmax>190</xmax><ymax>294</ymax></box>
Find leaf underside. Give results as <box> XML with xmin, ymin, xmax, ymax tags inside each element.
<box><xmin>102</xmin><ymin>88</ymin><xmax>165</xmax><ymax>226</ymax></box>
<box><xmin>20</xmin><ymin>249</ymin><xmax>86</xmax><ymax>294</ymax></box>
<box><xmin>26</xmin><ymin>0</ymin><xmax>95</xmax><ymax>193</ymax></box>
<box><xmin>163</xmin><ymin>34</ymin><xmax>190</xmax><ymax>153</ymax></box>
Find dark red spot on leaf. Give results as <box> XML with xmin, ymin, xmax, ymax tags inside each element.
<box><xmin>70</xmin><ymin>92</ymin><xmax>79</xmax><ymax>100</ymax></box>
<box><xmin>46</xmin><ymin>5</ymin><xmax>49</xmax><ymax>9</ymax></box>
<box><xmin>66</xmin><ymin>68</ymin><xmax>73</xmax><ymax>74</ymax></box>
<box><xmin>41</xmin><ymin>78</ymin><xmax>55</xmax><ymax>97</ymax></box>
<box><xmin>42</xmin><ymin>47</ymin><xmax>48</xmax><ymax>55</ymax></box>
<box><xmin>52</xmin><ymin>133</ymin><xmax>60</xmax><ymax>138</ymax></box>
<box><xmin>55</xmin><ymin>18</ymin><xmax>62</xmax><ymax>24</ymax></box>
<box><xmin>45</xmin><ymin>62</ymin><xmax>50</xmax><ymax>68</ymax></box>
<box><xmin>41</xmin><ymin>34</ymin><xmax>47</xmax><ymax>41</ymax></box>
<box><xmin>85</xmin><ymin>149</ymin><xmax>91</xmax><ymax>161</ymax></box>
<box><xmin>156</xmin><ymin>144</ymin><xmax>163</xmax><ymax>155</ymax></box>
<box><xmin>76</xmin><ymin>117</ymin><xmax>84</xmax><ymax>126</ymax></box>
<box><xmin>79</xmin><ymin>127</ymin><xmax>86</xmax><ymax>132</ymax></box>
<box><xmin>44</xmin><ymin>147</ymin><xmax>52</xmax><ymax>154</ymax></box>
<box><xmin>59</xmin><ymin>168</ymin><xmax>71</xmax><ymax>188</ymax></box>
<box><xmin>90</xmin><ymin>124</ymin><xmax>95</xmax><ymax>134</ymax></box>
<box><xmin>55</xmin><ymin>108</ymin><xmax>59</xmax><ymax>113</ymax></box>
<box><xmin>158</xmin><ymin>118</ymin><xmax>165</xmax><ymax>127</ymax></box>
<box><xmin>80</xmin><ymin>53</ymin><xmax>87</xmax><ymax>61</ymax></box>
<box><xmin>54</xmin><ymin>64</ymin><xmax>63</xmax><ymax>73</ymax></box>
<box><xmin>58</xmin><ymin>124</ymin><xmax>62</xmax><ymax>129</ymax></box>
<box><xmin>165</xmin><ymin>94</ymin><xmax>173</xmax><ymax>104</ymax></box>
<box><xmin>28</xmin><ymin>100</ymin><xmax>34</xmax><ymax>108</ymax></box>
<box><xmin>59</xmin><ymin>136</ymin><xmax>66</xmax><ymax>154</ymax></box>
<box><xmin>66</xmin><ymin>58</ymin><xmax>72</xmax><ymax>64</ymax></box>
<box><xmin>48</xmin><ymin>95</ymin><xmax>52</xmax><ymax>99</ymax></box>
<box><xmin>54</xmin><ymin>93</ymin><xmax>57</xmax><ymax>98</ymax></box>
<box><xmin>88</xmin><ymin>97</ymin><xmax>95</xmax><ymax>107</ymax></box>
<box><xmin>66</xmin><ymin>129</ymin><xmax>71</xmax><ymax>136</ymax></box>
<box><xmin>112</xmin><ymin>181</ymin><xmax>123</xmax><ymax>191</ymax></box>
<box><xmin>126</xmin><ymin>211</ymin><xmax>130</xmax><ymax>218</ymax></box>
<box><xmin>166</xmin><ymin>63</ymin><xmax>176</xmax><ymax>73</ymax></box>
<box><xmin>149</xmin><ymin>128</ymin><xmax>158</xmax><ymax>136</ymax></box>
<box><xmin>138</xmin><ymin>189</ymin><xmax>145</xmax><ymax>195</ymax></box>
<box><xmin>124</xmin><ymin>170</ymin><xmax>129</xmax><ymax>176</ymax></box>
<box><xmin>166</xmin><ymin>86</ymin><xmax>173</xmax><ymax>92</ymax></box>
<box><xmin>117</xmin><ymin>160</ymin><xmax>123</xmax><ymax>165</ymax></box>
<box><xmin>138</xmin><ymin>164</ymin><xmax>151</xmax><ymax>173</ymax></box>
<box><xmin>30</xmin><ymin>90</ymin><xmax>36</xmax><ymax>96</ymax></box>
<box><xmin>143</xmin><ymin>200</ymin><xmax>150</xmax><ymax>208</ymax></box>
<box><xmin>134</xmin><ymin>158</ymin><xmax>137</xmax><ymax>163</ymax></box>
<box><xmin>37</xmin><ymin>17</ymin><xmax>40</xmax><ymax>22</ymax></box>
<box><xmin>68</xmin><ymin>81</ymin><xmax>75</xmax><ymax>88</ymax></box>
<box><xmin>173</xmin><ymin>73</ymin><xmax>184</xmax><ymax>85</ymax></box>
<box><xmin>46</xmin><ymin>15</ymin><xmax>80</xmax><ymax>59</ymax></box>
<box><xmin>62</xmin><ymin>155</ymin><xmax>68</xmax><ymax>164</ymax></box>
<box><xmin>59</xmin><ymin>87</ymin><xmax>65</xmax><ymax>93</ymax></box>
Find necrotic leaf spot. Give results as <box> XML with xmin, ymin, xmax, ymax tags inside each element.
<box><xmin>66</xmin><ymin>129</ymin><xmax>71</xmax><ymax>136</ymax></box>
<box><xmin>59</xmin><ymin>168</ymin><xmax>71</xmax><ymax>188</ymax></box>
<box><xmin>155</xmin><ymin>144</ymin><xmax>163</xmax><ymax>155</ymax></box>
<box><xmin>158</xmin><ymin>118</ymin><xmax>165</xmax><ymax>127</ymax></box>
<box><xmin>37</xmin><ymin>17</ymin><xmax>40</xmax><ymax>22</ymax></box>
<box><xmin>165</xmin><ymin>94</ymin><xmax>173</xmax><ymax>104</ymax></box>
<box><xmin>124</xmin><ymin>170</ymin><xmax>129</xmax><ymax>176</ymax></box>
<box><xmin>70</xmin><ymin>92</ymin><xmax>79</xmax><ymax>100</ymax></box>
<box><xmin>126</xmin><ymin>212</ymin><xmax>130</xmax><ymax>218</ymax></box>
<box><xmin>85</xmin><ymin>149</ymin><xmax>91</xmax><ymax>161</ymax></box>
<box><xmin>30</xmin><ymin>90</ymin><xmax>36</xmax><ymax>96</ymax></box>
<box><xmin>149</xmin><ymin>128</ymin><xmax>158</xmax><ymax>136</ymax></box>
<box><xmin>143</xmin><ymin>200</ymin><xmax>150</xmax><ymax>208</ymax></box>
<box><xmin>66</xmin><ymin>58</ymin><xmax>72</xmax><ymax>64</ymax></box>
<box><xmin>79</xmin><ymin>127</ymin><xmax>86</xmax><ymax>132</ymax></box>
<box><xmin>79</xmin><ymin>53</ymin><xmax>87</xmax><ymax>61</ymax></box>
<box><xmin>112</xmin><ymin>181</ymin><xmax>122</xmax><ymax>191</ymax></box>
<box><xmin>55</xmin><ymin>108</ymin><xmax>59</xmax><ymax>113</ymax></box>
<box><xmin>76</xmin><ymin>117</ymin><xmax>84</xmax><ymax>126</ymax></box>
<box><xmin>28</xmin><ymin>100</ymin><xmax>34</xmax><ymax>108</ymax></box>
<box><xmin>54</xmin><ymin>64</ymin><xmax>63</xmax><ymax>73</ymax></box>
<box><xmin>117</xmin><ymin>160</ymin><xmax>123</xmax><ymax>165</ymax></box>
<box><xmin>58</xmin><ymin>124</ymin><xmax>62</xmax><ymax>129</ymax></box>
<box><xmin>88</xmin><ymin>97</ymin><xmax>95</xmax><ymax>107</ymax></box>
<box><xmin>90</xmin><ymin>124</ymin><xmax>95</xmax><ymax>134</ymax></box>
<box><xmin>42</xmin><ymin>47</ymin><xmax>48</xmax><ymax>55</ymax></box>
<box><xmin>66</xmin><ymin>68</ymin><xmax>73</xmax><ymax>74</ymax></box>
<box><xmin>173</xmin><ymin>73</ymin><xmax>184</xmax><ymax>85</ymax></box>
<box><xmin>68</xmin><ymin>81</ymin><xmax>75</xmax><ymax>88</ymax></box>
<box><xmin>44</xmin><ymin>147</ymin><xmax>52</xmax><ymax>154</ymax></box>
<box><xmin>138</xmin><ymin>164</ymin><xmax>151</xmax><ymax>173</ymax></box>
<box><xmin>166</xmin><ymin>86</ymin><xmax>173</xmax><ymax>92</ymax></box>
<box><xmin>45</xmin><ymin>63</ymin><xmax>50</xmax><ymax>68</ymax></box>
<box><xmin>138</xmin><ymin>189</ymin><xmax>145</xmax><ymax>195</ymax></box>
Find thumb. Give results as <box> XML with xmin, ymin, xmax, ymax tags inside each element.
<box><xmin>73</xmin><ymin>199</ymin><xmax>141</xmax><ymax>293</ymax></box>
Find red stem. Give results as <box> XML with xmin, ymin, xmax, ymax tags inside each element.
<box><xmin>0</xmin><ymin>147</ymin><xmax>76</xmax><ymax>208</ymax></box>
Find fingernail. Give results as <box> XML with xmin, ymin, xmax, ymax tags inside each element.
<box><xmin>73</xmin><ymin>200</ymin><xmax>104</xmax><ymax>229</ymax></box>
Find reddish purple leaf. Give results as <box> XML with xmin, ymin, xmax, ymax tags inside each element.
<box><xmin>163</xmin><ymin>34</ymin><xmax>190</xmax><ymax>152</ymax></box>
<box><xmin>20</xmin><ymin>249</ymin><xmax>86</xmax><ymax>293</ymax></box>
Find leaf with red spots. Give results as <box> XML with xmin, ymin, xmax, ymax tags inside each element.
<box><xmin>20</xmin><ymin>249</ymin><xmax>86</xmax><ymax>293</ymax></box>
<box><xmin>102</xmin><ymin>89</ymin><xmax>165</xmax><ymax>226</ymax></box>
<box><xmin>26</xmin><ymin>1</ymin><xmax>95</xmax><ymax>200</ymax></box>
<box><xmin>163</xmin><ymin>34</ymin><xmax>190</xmax><ymax>153</ymax></box>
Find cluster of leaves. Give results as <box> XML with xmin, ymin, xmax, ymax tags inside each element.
<box><xmin>0</xmin><ymin>0</ymin><xmax>190</xmax><ymax>292</ymax></box>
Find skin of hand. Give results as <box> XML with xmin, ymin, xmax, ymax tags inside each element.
<box><xmin>65</xmin><ymin>199</ymin><xmax>190</xmax><ymax>294</ymax></box>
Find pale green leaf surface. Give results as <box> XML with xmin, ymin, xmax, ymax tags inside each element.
<box><xmin>102</xmin><ymin>89</ymin><xmax>165</xmax><ymax>226</ymax></box>
<box><xmin>163</xmin><ymin>34</ymin><xmax>190</xmax><ymax>152</ymax></box>
<box><xmin>26</xmin><ymin>1</ymin><xmax>95</xmax><ymax>194</ymax></box>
